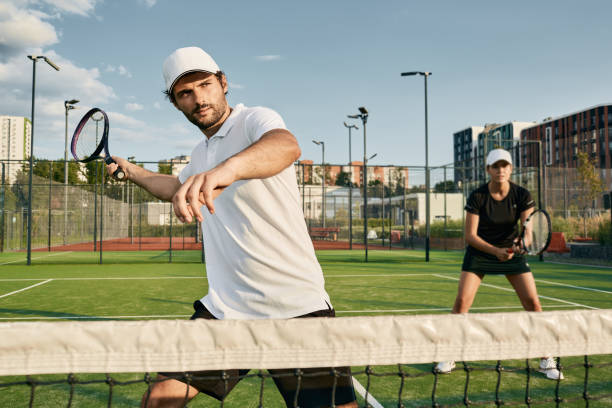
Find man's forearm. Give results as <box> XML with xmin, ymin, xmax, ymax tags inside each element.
<box><xmin>126</xmin><ymin>163</ymin><xmax>181</xmax><ymax>202</ymax></box>
<box><xmin>223</xmin><ymin>129</ymin><xmax>301</xmax><ymax>181</ymax></box>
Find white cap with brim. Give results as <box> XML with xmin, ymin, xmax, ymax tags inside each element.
<box><xmin>486</xmin><ymin>149</ymin><xmax>512</xmax><ymax>166</ymax></box>
<box><xmin>162</xmin><ymin>47</ymin><xmax>220</xmax><ymax>94</ymax></box>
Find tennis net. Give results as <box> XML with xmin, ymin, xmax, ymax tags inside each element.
<box><xmin>1</xmin><ymin>309</ymin><xmax>611</xmax><ymax>407</ymax></box>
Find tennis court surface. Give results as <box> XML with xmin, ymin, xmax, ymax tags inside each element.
<box><xmin>1</xmin><ymin>250</ymin><xmax>611</xmax><ymax>407</ymax></box>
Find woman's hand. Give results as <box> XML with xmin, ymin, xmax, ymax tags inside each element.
<box><xmin>495</xmin><ymin>247</ymin><xmax>514</xmax><ymax>261</ymax></box>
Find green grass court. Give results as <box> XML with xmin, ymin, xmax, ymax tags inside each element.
<box><xmin>1</xmin><ymin>250</ymin><xmax>611</xmax><ymax>407</ymax></box>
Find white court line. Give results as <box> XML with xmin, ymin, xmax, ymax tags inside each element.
<box><xmin>0</xmin><ymin>251</ymin><xmax>72</xmax><ymax>265</ymax></box>
<box><xmin>336</xmin><ymin>304</ymin><xmax>578</xmax><ymax>314</ymax></box>
<box><xmin>325</xmin><ymin>273</ymin><xmax>435</xmax><ymax>277</ymax></box>
<box><xmin>535</xmin><ymin>279</ymin><xmax>612</xmax><ymax>295</ymax></box>
<box><xmin>0</xmin><ymin>314</ymin><xmax>191</xmax><ymax>320</ymax></box>
<box><xmin>0</xmin><ymin>305</ymin><xmax>581</xmax><ymax>321</ymax></box>
<box><xmin>432</xmin><ymin>274</ymin><xmax>599</xmax><ymax>310</ymax></box>
<box><xmin>544</xmin><ymin>260</ymin><xmax>612</xmax><ymax>270</ymax></box>
<box><xmin>0</xmin><ymin>274</ymin><xmax>435</xmax><ymax>282</ymax></box>
<box><xmin>0</xmin><ymin>279</ymin><xmax>53</xmax><ymax>299</ymax></box>
<box><xmin>0</xmin><ymin>276</ymin><xmax>205</xmax><ymax>282</ymax></box>
<box><xmin>352</xmin><ymin>377</ymin><xmax>384</xmax><ymax>408</ymax></box>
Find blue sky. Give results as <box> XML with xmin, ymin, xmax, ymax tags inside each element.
<box><xmin>1</xmin><ymin>0</ymin><xmax>611</xmax><ymax>168</ymax></box>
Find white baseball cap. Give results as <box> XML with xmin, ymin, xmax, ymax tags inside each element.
<box><xmin>162</xmin><ymin>47</ymin><xmax>220</xmax><ymax>94</ymax></box>
<box><xmin>486</xmin><ymin>149</ymin><xmax>512</xmax><ymax>166</ymax></box>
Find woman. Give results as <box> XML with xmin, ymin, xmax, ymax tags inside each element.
<box><xmin>435</xmin><ymin>148</ymin><xmax>563</xmax><ymax>380</ymax></box>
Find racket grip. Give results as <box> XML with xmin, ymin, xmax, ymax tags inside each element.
<box><xmin>104</xmin><ymin>156</ymin><xmax>127</xmax><ymax>181</ymax></box>
<box><xmin>113</xmin><ymin>168</ymin><xmax>126</xmax><ymax>181</ymax></box>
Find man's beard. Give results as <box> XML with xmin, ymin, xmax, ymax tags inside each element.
<box><xmin>184</xmin><ymin>102</ymin><xmax>227</xmax><ymax>131</ymax></box>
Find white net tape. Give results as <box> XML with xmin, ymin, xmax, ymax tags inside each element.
<box><xmin>1</xmin><ymin>309</ymin><xmax>610</xmax><ymax>376</ymax></box>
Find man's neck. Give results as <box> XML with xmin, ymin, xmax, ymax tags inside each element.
<box><xmin>202</xmin><ymin>106</ymin><xmax>233</xmax><ymax>139</ymax></box>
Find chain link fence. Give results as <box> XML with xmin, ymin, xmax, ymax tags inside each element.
<box><xmin>1</xmin><ymin>156</ymin><xmax>610</xmax><ymax>263</ymax></box>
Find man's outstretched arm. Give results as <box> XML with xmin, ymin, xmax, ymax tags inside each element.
<box><xmin>106</xmin><ymin>157</ymin><xmax>182</xmax><ymax>202</ymax></box>
<box><xmin>173</xmin><ymin>129</ymin><xmax>300</xmax><ymax>223</ymax></box>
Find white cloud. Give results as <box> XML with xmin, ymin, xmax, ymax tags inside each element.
<box><xmin>41</xmin><ymin>0</ymin><xmax>99</xmax><ymax>17</ymax></box>
<box><xmin>138</xmin><ymin>0</ymin><xmax>157</xmax><ymax>7</ymax></box>
<box><xmin>117</xmin><ymin>65</ymin><xmax>132</xmax><ymax>77</ymax></box>
<box><xmin>255</xmin><ymin>55</ymin><xmax>282</xmax><ymax>62</ymax></box>
<box><xmin>105</xmin><ymin>64</ymin><xmax>132</xmax><ymax>77</ymax></box>
<box><xmin>108</xmin><ymin>111</ymin><xmax>146</xmax><ymax>128</ymax></box>
<box><xmin>0</xmin><ymin>50</ymin><xmax>115</xmax><ymax>109</ymax></box>
<box><xmin>125</xmin><ymin>102</ymin><xmax>143</xmax><ymax>111</ymax></box>
<box><xmin>0</xmin><ymin>2</ymin><xmax>58</xmax><ymax>55</ymax></box>
<box><xmin>153</xmin><ymin>102</ymin><xmax>161</xmax><ymax>109</ymax></box>
<box><xmin>229</xmin><ymin>82</ymin><xmax>244</xmax><ymax>90</ymax></box>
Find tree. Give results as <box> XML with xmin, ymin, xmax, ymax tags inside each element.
<box><xmin>335</xmin><ymin>171</ymin><xmax>352</xmax><ymax>187</ymax></box>
<box><xmin>576</xmin><ymin>151</ymin><xmax>604</xmax><ymax>238</ymax></box>
<box><xmin>434</xmin><ymin>180</ymin><xmax>459</xmax><ymax>193</ymax></box>
<box><xmin>158</xmin><ymin>162</ymin><xmax>173</xmax><ymax>175</ymax></box>
<box><xmin>576</xmin><ymin>151</ymin><xmax>603</xmax><ymax>209</ymax></box>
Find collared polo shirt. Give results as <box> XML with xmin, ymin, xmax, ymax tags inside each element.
<box><xmin>179</xmin><ymin>104</ymin><xmax>331</xmax><ymax>319</ymax></box>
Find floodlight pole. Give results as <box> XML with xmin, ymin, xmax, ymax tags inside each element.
<box><xmin>344</xmin><ymin>122</ymin><xmax>358</xmax><ymax>249</ymax></box>
<box><xmin>349</xmin><ymin>107</ymin><xmax>369</xmax><ymax>262</ymax></box>
<box><xmin>401</xmin><ymin>71</ymin><xmax>432</xmax><ymax>262</ymax></box>
<box><xmin>64</xmin><ymin>99</ymin><xmax>79</xmax><ymax>245</ymax></box>
<box><xmin>312</xmin><ymin>140</ymin><xmax>326</xmax><ymax>228</ymax></box>
<box><xmin>26</xmin><ymin>55</ymin><xmax>59</xmax><ymax>265</ymax></box>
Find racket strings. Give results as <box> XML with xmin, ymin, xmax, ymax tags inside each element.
<box><xmin>74</xmin><ymin>116</ymin><xmax>105</xmax><ymax>161</ymax></box>
<box><xmin>525</xmin><ymin>213</ymin><xmax>550</xmax><ymax>254</ymax></box>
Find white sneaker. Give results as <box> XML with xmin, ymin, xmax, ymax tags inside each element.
<box><xmin>538</xmin><ymin>357</ymin><xmax>565</xmax><ymax>380</ymax></box>
<box><xmin>435</xmin><ymin>361</ymin><xmax>456</xmax><ymax>374</ymax></box>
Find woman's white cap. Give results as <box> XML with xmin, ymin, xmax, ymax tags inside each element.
<box><xmin>486</xmin><ymin>149</ymin><xmax>512</xmax><ymax>166</ymax></box>
<box><xmin>162</xmin><ymin>47</ymin><xmax>220</xmax><ymax>94</ymax></box>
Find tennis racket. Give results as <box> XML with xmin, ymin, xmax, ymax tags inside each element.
<box><xmin>71</xmin><ymin>108</ymin><xmax>126</xmax><ymax>181</ymax></box>
<box><xmin>510</xmin><ymin>209</ymin><xmax>552</xmax><ymax>256</ymax></box>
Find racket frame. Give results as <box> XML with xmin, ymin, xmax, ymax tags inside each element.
<box><xmin>71</xmin><ymin>108</ymin><xmax>125</xmax><ymax>180</ymax></box>
<box><xmin>519</xmin><ymin>208</ymin><xmax>552</xmax><ymax>256</ymax></box>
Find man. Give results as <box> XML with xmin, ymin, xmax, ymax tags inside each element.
<box><xmin>107</xmin><ymin>47</ymin><xmax>357</xmax><ymax>408</ymax></box>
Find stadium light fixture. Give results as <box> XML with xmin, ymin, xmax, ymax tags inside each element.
<box><xmin>401</xmin><ymin>70</ymin><xmax>432</xmax><ymax>262</ymax></box>
<box><xmin>312</xmin><ymin>140</ymin><xmax>326</xmax><ymax>228</ymax></box>
<box><xmin>343</xmin><ymin>121</ymin><xmax>359</xmax><ymax>250</ymax></box>
<box><xmin>63</xmin><ymin>99</ymin><xmax>79</xmax><ymax>246</ymax></box>
<box><xmin>26</xmin><ymin>55</ymin><xmax>60</xmax><ymax>265</ymax></box>
<box><xmin>348</xmin><ymin>107</ymin><xmax>370</xmax><ymax>262</ymax></box>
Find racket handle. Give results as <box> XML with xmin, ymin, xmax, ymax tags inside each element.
<box><xmin>104</xmin><ymin>156</ymin><xmax>127</xmax><ymax>181</ymax></box>
<box><xmin>113</xmin><ymin>168</ymin><xmax>126</xmax><ymax>181</ymax></box>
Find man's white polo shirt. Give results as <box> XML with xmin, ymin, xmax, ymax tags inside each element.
<box><xmin>179</xmin><ymin>104</ymin><xmax>331</xmax><ymax>319</ymax></box>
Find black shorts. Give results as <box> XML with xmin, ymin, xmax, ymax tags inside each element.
<box><xmin>462</xmin><ymin>247</ymin><xmax>531</xmax><ymax>275</ymax></box>
<box><xmin>160</xmin><ymin>301</ymin><xmax>356</xmax><ymax>407</ymax></box>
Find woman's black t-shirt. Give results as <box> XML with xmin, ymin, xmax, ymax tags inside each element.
<box><xmin>465</xmin><ymin>182</ymin><xmax>535</xmax><ymax>250</ymax></box>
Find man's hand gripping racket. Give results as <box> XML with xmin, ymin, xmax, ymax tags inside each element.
<box><xmin>507</xmin><ymin>209</ymin><xmax>552</xmax><ymax>256</ymax></box>
<box><xmin>71</xmin><ymin>108</ymin><xmax>126</xmax><ymax>181</ymax></box>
